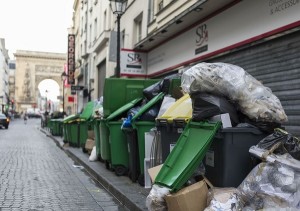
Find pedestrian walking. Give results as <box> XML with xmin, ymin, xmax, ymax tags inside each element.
<box><xmin>24</xmin><ymin>111</ymin><xmax>28</xmax><ymax>124</ymax></box>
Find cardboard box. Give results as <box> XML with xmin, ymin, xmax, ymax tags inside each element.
<box><xmin>87</xmin><ymin>130</ymin><xmax>95</xmax><ymax>140</ymax></box>
<box><xmin>165</xmin><ymin>180</ymin><xmax>208</xmax><ymax>211</ymax></box>
<box><xmin>147</xmin><ymin>164</ymin><xmax>163</xmax><ymax>183</ymax></box>
<box><xmin>85</xmin><ymin>138</ymin><xmax>95</xmax><ymax>154</ymax></box>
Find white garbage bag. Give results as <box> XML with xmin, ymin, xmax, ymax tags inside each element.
<box><xmin>181</xmin><ymin>62</ymin><xmax>287</xmax><ymax>123</ymax></box>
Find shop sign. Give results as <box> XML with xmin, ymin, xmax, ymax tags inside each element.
<box><xmin>121</xmin><ymin>49</ymin><xmax>147</xmax><ymax>76</ymax></box>
<box><xmin>67</xmin><ymin>34</ymin><xmax>75</xmax><ymax>84</ymax></box>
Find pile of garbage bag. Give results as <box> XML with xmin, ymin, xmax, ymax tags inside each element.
<box><xmin>181</xmin><ymin>62</ymin><xmax>288</xmax><ymax>123</ymax></box>
<box><xmin>146</xmin><ymin>62</ymin><xmax>293</xmax><ymax>210</ymax></box>
<box><xmin>204</xmin><ymin>128</ymin><xmax>300</xmax><ymax>210</ymax></box>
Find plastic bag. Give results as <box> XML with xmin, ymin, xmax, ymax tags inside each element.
<box><xmin>143</xmin><ymin>74</ymin><xmax>181</xmax><ymax>101</ymax></box>
<box><xmin>143</xmin><ymin>82</ymin><xmax>162</xmax><ymax>101</ymax></box>
<box><xmin>181</xmin><ymin>62</ymin><xmax>287</xmax><ymax>123</ymax></box>
<box><xmin>157</xmin><ymin>96</ymin><xmax>176</xmax><ymax>118</ymax></box>
<box><xmin>139</xmin><ymin>104</ymin><xmax>160</xmax><ymax>121</ymax></box>
<box><xmin>204</xmin><ymin>187</ymin><xmax>243</xmax><ymax>211</ymax></box>
<box><xmin>89</xmin><ymin>146</ymin><xmax>97</xmax><ymax>162</ymax></box>
<box><xmin>249</xmin><ymin>147</ymin><xmax>300</xmax><ymax>171</ymax></box>
<box><xmin>121</xmin><ymin>113</ymin><xmax>133</xmax><ymax>129</ymax></box>
<box><xmin>238</xmin><ymin>162</ymin><xmax>300</xmax><ymax>209</ymax></box>
<box><xmin>256</xmin><ymin>128</ymin><xmax>300</xmax><ymax>160</ymax></box>
<box><xmin>146</xmin><ymin>184</ymin><xmax>170</xmax><ymax>211</ymax></box>
<box><xmin>191</xmin><ymin>92</ymin><xmax>239</xmax><ymax>124</ymax></box>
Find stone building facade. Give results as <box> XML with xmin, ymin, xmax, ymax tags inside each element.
<box><xmin>13</xmin><ymin>50</ymin><xmax>71</xmax><ymax>113</ymax></box>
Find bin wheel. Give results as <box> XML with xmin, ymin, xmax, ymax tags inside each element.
<box><xmin>138</xmin><ymin>174</ymin><xmax>145</xmax><ymax>187</ymax></box>
<box><xmin>98</xmin><ymin>156</ymin><xmax>104</xmax><ymax>163</ymax></box>
<box><xmin>105</xmin><ymin>161</ymin><xmax>111</xmax><ymax>170</ymax></box>
<box><xmin>82</xmin><ymin>147</ymin><xmax>88</xmax><ymax>153</ymax></box>
<box><xmin>114</xmin><ymin>165</ymin><xmax>128</xmax><ymax>176</ymax></box>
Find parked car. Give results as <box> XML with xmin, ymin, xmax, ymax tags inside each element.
<box><xmin>0</xmin><ymin>113</ymin><xmax>10</xmax><ymax>129</ymax></box>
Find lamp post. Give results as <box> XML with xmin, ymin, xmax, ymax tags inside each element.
<box><xmin>61</xmin><ymin>72</ymin><xmax>68</xmax><ymax>115</ymax></box>
<box><xmin>45</xmin><ymin>90</ymin><xmax>48</xmax><ymax>114</ymax></box>
<box><xmin>109</xmin><ymin>0</ymin><xmax>128</xmax><ymax>78</ymax></box>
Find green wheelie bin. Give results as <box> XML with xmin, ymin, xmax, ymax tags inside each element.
<box><xmin>103</xmin><ymin>78</ymin><xmax>160</xmax><ymax>117</ymax></box>
<box><xmin>106</xmin><ymin>98</ymin><xmax>143</xmax><ymax>176</ymax></box>
<box><xmin>78</xmin><ymin>101</ymin><xmax>95</xmax><ymax>150</ymax></box>
<box><xmin>93</xmin><ymin>118</ymin><xmax>101</xmax><ymax>160</ymax></box>
<box><xmin>130</xmin><ymin>92</ymin><xmax>165</xmax><ymax>186</ymax></box>
<box><xmin>68</xmin><ymin>120</ymin><xmax>80</xmax><ymax>147</ymax></box>
<box><xmin>65</xmin><ymin>101</ymin><xmax>94</xmax><ymax>149</ymax></box>
<box><xmin>100</xmin><ymin>118</ymin><xmax>110</xmax><ymax>169</ymax></box>
<box><xmin>154</xmin><ymin>121</ymin><xmax>221</xmax><ymax>193</ymax></box>
<box><xmin>50</xmin><ymin>119</ymin><xmax>63</xmax><ymax>136</ymax></box>
<box><xmin>62</xmin><ymin>114</ymin><xmax>79</xmax><ymax>143</ymax></box>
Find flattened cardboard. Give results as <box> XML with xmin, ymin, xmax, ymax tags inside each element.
<box><xmin>165</xmin><ymin>180</ymin><xmax>208</xmax><ymax>211</ymax></box>
<box><xmin>147</xmin><ymin>164</ymin><xmax>163</xmax><ymax>183</ymax></box>
<box><xmin>85</xmin><ymin>138</ymin><xmax>95</xmax><ymax>154</ymax></box>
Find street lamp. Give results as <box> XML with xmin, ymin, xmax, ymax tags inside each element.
<box><xmin>61</xmin><ymin>72</ymin><xmax>68</xmax><ymax>114</ymax></box>
<box><xmin>109</xmin><ymin>0</ymin><xmax>128</xmax><ymax>78</ymax></box>
<box><xmin>45</xmin><ymin>90</ymin><xmax>48</xmax><ymax>114</ymax></box>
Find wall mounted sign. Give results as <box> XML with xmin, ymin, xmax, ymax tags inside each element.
<box><xmin>67</xmin><ymin>34</ymin><xmax>75</xmax><ymax>84</ymax></box>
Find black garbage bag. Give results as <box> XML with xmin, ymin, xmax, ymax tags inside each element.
<box><xmin>143</xmin><ymin>82</ymin><xmax>162</xmax><ymax>101</ymax></box>
<box><xmin>237</xmin><ymin>110</ymin><xmax>282</xmax><ymax>133</ymax></box>
<box><xmin>139</xmin><ymin>103</ymin><xmax>160</xmax><ymax>121</ymax></box>
<box><xmin>191</xmin><ymin>92</ymin><xmax>239</xmax><ymax>125</ymax></box>
<box><xmin>143</xmin><ymin>74</ymin><xmax>181</xmax><ymax>100</ymax></box>
<box><xmin>128</xmin><ymin>98</ymin><xmax>161</xmax><ymax>121</ymax></box>
<box><xmin>257</xmin><ymin>128</ymin><xmax>300</xmax><ymax>160</ymax></box>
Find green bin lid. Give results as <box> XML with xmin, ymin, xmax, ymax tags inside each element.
<box><xmin>132</xmin><ymin>92</ymin><xmax>165</xmax><ymax>121</ymax></box>
<box><xmin>106</xmin><ymin>98</ymin><xmax>143</xmax><ymax>122</ymax></box>
<box><xmin>79</xmin><ymin>101</ymin><xmax>94</xmax><ymax>120</ymax></box>
<box><xmin>63</xmin><ymin>114</ymin><xmax>79</xmax><ymax>123</ymax></box>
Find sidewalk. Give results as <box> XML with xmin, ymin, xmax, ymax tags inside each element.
<box><xmin>40</xmin><ymin>128</ymin><xmax>150</xmax><ymax>211</ymax></box>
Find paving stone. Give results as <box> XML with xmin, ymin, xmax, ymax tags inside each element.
<box><xmin>0</xmin><ymin>119</ymin><xmax>127</xmax><ymax>210</ymax></box>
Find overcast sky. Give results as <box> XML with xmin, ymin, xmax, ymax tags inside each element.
<box><xmin>0</xmin><ymin>0</ymin><xmax>74</xmax><ymax>59</ymax></box>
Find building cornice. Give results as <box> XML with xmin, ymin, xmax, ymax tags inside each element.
<box><xmin>14</xmin><ymin>51</ymin><xmax>67</xmax><ymax>61</ymax></box>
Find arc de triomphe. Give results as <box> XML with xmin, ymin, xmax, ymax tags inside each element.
<box><xmin>14</xmin><ymin>50</ymin><xmax>67</xmax><ymax>112</ymax></box>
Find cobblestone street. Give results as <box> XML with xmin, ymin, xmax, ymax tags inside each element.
<box><xmin>0</xmin><ymin>118</ymin><xmax>127</xmax><ymax>211</ymax></box>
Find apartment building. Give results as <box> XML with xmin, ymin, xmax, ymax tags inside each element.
<box><xmin>71</xmin><ymin>0</ymin><xmax>300</xmax><ymax>135</ymax></box>
<box><xmin>0</xmin><ymin>38</ymin><xmax>10</xmax><ymax>113</ymax></box>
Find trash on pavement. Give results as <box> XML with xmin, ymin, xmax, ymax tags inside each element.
<box><xmin>204</xmin><ymin>187</ymin><xmax>243</xmax><ymax>211</ymax></box>
<box><xmin>238</xmin><ymin>162</ymin><xmax>300</xmax><ymax>209</ymax></box>
<box><xmin>146</xmin><ymin>184</ymin><xmax>170</xmax><ymax>211</ymax></box>
<box><xmin>85</xmin><ymin>138</ymin><xmax>95</xmax><ymax>155</ymax></box>
<box><xmin>72</xmin><ymin>165</ymin><xmax>84</xmax><ymax>169</ymax></box>
<box><xmin>89</xmin><ymin>146</ymin><xmax>97</xmax><ymax>162</ymax></box>
<box><xmin>165</xmin><ymin>179</ymin><xmax>210</xmax><ymax>211</ymax></box>
<box><xmin>255</xmin><ymin>128</ymin><xmax>300</xmax><ymax>160</ymax></box>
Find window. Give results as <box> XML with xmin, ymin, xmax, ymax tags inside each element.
<box><xmin>84</xmin><ymin>64</ymin><xmax>88</xmax><ymax>86</ymax></box>
<box><xmin>136</xmin><ymin>20</ymin><xmax>142</xmax><ymax>42</ymax></box>
<box><xmin>8</xmin><ymin>63</ymin><xmax>15</xmax><ymax>69</ymax></box>
<box><xmin>94</xmin><ymin>18</ymin><xmax>97</xmax><ymax>40</ymax></box>
<box><xmin>89</xmin><ymin>24</ymin><xmax>92</xmax><ymax>45</ymax></box>
<box><xmin>148</xmin><ymin>0</ymin><xmax>155</xmax><ymax>23</ymax></box>
<box><xmin>103</xmin><ymin>11</ymin><xmax>107</xmax><ymax>31</ymax></box>
<box><xmin>158</xmin><ymin>0</ymin><xmax>164</xmax><ymax>11</ymax></box>
<box><xmin>134</xmin><ymin>13</ymin><xmax>143</xmax><ymax>43</ymax></box>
